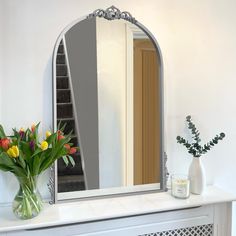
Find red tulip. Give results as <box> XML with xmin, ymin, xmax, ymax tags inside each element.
<box><xmin>57</xmin><ymin>135</ymin><xmax>65</xmax><ymax>141</ymax></box>
<box><xmin>69</xmin><ymin>147</ymin><xmax>77</xmax><ymax>155</ymax></box>
<box><xmin>0</xmin><ymin>138</ymin><xmax>10</xmax><ymax>150</ymax></box>
<box><xmin>64</xmin><ymin>144</ymin><xmax>77</xmax><ymax>155</ymax></box>
<box><xmin>57</xmin><ymin>130</ymin><xmax>62</xmax><ymax>135</ymax></box>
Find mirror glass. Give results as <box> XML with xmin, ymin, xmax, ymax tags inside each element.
<box><xmin>53</xmin><ymin>8</ymin><xmax>164</xmax><ymax>201</ymax></box>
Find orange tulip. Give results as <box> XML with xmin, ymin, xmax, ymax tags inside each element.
<box><xmin>31</xmin><ymin>124</ymin><xmax>36</xmax><ymax>132</ymax></box>
<box><xmin>64</xmin><ymin>144</ymin><xmax>70</xmax><ymax>152</ymax></box>
<box><xmin>0</xmin><ymin>138</ymin><xmax>10</xmax><ymax>150</ymax></box>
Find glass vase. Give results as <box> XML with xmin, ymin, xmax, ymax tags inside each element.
<box><xmin>12</xmin><ymin>175</ymin><xmax>43</xmax><ymax>220</ymax></box>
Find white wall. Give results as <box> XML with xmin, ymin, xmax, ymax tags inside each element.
<box><xmin>0</xmin><ymin>0</ymin><xmax>236</xmax><ymax>232</ymax></box>
<box><xmin>0</xmin><ymin>4</ymin><xmax>3</xmax><ymax>122</ymax></box>
<box><xmin>0</xmin><ymin>6</ymin><xmax>3</xmax><ymax>194</ymax></box>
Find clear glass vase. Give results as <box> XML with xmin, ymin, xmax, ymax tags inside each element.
<box><xmin>12</xmin><ymin>175</ymin><xmax>43</xmax><ymax>220</ymax></box>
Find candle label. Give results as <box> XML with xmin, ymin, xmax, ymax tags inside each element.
<box><xmin>172</xmin><ymin>179</ymin><xmax>190</xmax><ymax>198</ymax></box>
<box><xmin>175</xmin><ymin>185</ymin><xmax>187</xmax><ymax>197</ymax></box>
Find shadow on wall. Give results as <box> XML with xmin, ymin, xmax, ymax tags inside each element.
<box><xmin>41</xmin><ymin>56</ymin><xmax>53</xmax><ymax>200</ymax></box>
<box><xmin>43</xmin><ymin>56</ymin><xmax>53</xmax><ymax>130</ymax></box>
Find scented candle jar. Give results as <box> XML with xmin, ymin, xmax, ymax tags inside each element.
<box><xmin>171</xmin><ymin>174</ymin><xmax>190</xmax><ymax>199</ymax></box>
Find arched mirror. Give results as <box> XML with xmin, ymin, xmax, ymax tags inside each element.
<box><xmin>51</xmin><ymin>6</ymin><xmax>167</xmax><ymax>202</ymax></box>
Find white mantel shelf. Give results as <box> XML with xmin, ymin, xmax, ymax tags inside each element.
<box><xmin>0</xmin><ymin>186</ymin><xmax>235</xmax><ymax>233</ymax></box>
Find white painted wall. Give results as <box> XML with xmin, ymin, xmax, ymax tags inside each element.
<box><xmin>0</xmin><ymin>4</ymin><xmax>3</xmax><ymax>122</ymax></box>
<box><xmin>0</xmin><ymin>7</ymin><xmax>3</xmax><ymax>195</ymax></box>
<box><xmin>0</xmin><ymin>0</ymin><xmax>236</xmax><ymax>232</ymax></box>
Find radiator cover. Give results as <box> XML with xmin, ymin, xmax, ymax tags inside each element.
<box><xmin>140</xmin><ymin>224</ymin><xmax>213</xmax><ymax>236</ymax></box>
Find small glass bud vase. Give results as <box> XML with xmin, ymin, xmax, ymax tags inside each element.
<box><xmin>171</xmin><ymin>174</ymin><xmax>190</xmax><ymax>199</ymax></box>
<box><xmin>12</xmin><ymin>175</ymin><xmax>43</xmax><ymax>220</ymax></box>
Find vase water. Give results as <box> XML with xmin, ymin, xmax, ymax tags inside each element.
<box><xmin>12</xmin><ymin>175</ymin><xmax>43</xmax><ymax>220</ymax></box>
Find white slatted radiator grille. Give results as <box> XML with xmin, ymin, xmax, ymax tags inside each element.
<box><xmin>139</xmin><ymin>224</ymin><xmax>213</xmax><ymax>236</ymax></box>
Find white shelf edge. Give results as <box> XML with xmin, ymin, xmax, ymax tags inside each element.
<box><xmin>0</xmin><ymin>185</ymin><xmax>235</xmax><ymax>233</ymax></box>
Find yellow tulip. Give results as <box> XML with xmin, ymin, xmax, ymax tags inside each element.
<box><xmin>7</xmin><ymin>145</ymin><xmax>19</xmax><ymax>158</ymax></box>
<box><xmin>46</xmin><ymin>131</ymin><xmax>52</xmax><ymax>138</ymax></box>
<box><xmin>41</xmin><ymin>141</ymin><xmax>48</xmax><ymax>151</ymax></box>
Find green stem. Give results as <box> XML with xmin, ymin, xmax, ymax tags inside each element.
<box><xmin>23</xmin><ymin>185</ymin><xmax>41</xmax><ymax>213</ymax></box>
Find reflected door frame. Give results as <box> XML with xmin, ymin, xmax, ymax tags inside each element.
<box><xmin>125</xmin><ymin>24</ymin><xmax>134</xmax><ymax>186</ymax></box>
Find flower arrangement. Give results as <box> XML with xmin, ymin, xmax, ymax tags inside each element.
<box><xmin>0</xmin><ymin>123</ymin><xmax>77</xmax><ymax>219</ymax></box>
<box><xmin>176</xmin><ymin>115</ymin><xmax>225</xmax><ymax>158</ymax></box>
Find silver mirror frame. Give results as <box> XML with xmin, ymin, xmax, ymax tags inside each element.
<box><xmin>49</xmin><ymin>6</ymin><xmax>168</xmax><ymax>204</ymax></box>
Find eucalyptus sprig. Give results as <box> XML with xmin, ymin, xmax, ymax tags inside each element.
<box><xmin>176</xmin><ymin>115</ymin><xmax>225</xmax><ymax>157</ymax></box>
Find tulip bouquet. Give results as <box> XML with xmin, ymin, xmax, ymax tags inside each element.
<box><xmin>0</xmin><ymin>123</ymin><xmax>77</xmax><ymax>219</ymax></box>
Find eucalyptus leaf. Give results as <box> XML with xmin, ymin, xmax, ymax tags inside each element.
<box><xmin>177</xmin><ymin>115</ymin><xmax>225</xmax><ymax>157</ymax></box>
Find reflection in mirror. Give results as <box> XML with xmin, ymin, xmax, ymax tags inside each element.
<box><xmin>53</xmin><ymin>8</ymin><xmax>165</xmax><ymax>201</ymax></box>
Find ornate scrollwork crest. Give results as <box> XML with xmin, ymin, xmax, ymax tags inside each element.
<box><xmin>88</xmin><ymin>6</ymin><xmax>137</xmax><ymax>24</ymax></box>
